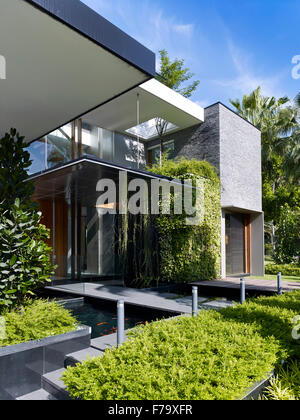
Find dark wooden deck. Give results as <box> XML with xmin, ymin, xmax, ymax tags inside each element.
<box><xmin>193</xmin><ymin>278</ymin><xmax>300</xmax><ymax>293</ymax></box>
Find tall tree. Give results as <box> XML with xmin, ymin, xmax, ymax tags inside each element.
<box><xmin>230</xmin><ymin>87</ymin><xmax>299</xmax><ymax>250</ymax></box>
<box><xmin>155</xmin><ymin>50</ymin><xmax>200</xmax><ymax>165</ymax></box>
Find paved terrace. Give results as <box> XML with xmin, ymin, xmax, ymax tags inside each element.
<box><xmin>46</xmin><ymin>283</ymin><xmax>234</xmax><ymax>314</ymax></box>
<box><xmin>193</xmin><ymin>277</ymin><xmax>300</xmax><ymax>293</ymax></box>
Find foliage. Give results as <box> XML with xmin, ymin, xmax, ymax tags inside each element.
<box><xmin>155</xmin><ymin>50</ymin><xmax>200</xmax><ymax>165</ymax></box>
<box><xmin>0</xmin><ymin>199</ymin><xmax>55</xmax><ymax>308</ymax></box>
<box><xmin>119</xmin><ymin>157</ymin><xmax>221</xmax><ymax>287</ymax></box>
<box><xmin>0</xmin><ymin>130</ymin><xmax>55</xmax><ymax>308</ymax></box>
<box><xmin>0</xmin><ymin>129</ymin><xmax>35</xmax><ymax>212</ymax></box>
<box><xmin>265</xmin><ymin>263</ymin><xmax>300</xmax><ymax>277</ymax></box>
<box><xmin>0</xmin><ymin>299</ymin><xmax>78</xmax><ymax>347</ymax></box>
<box><xmin>150</xmin><ymin>157</ymin><xmax>221</xmax><ymax>283</ymax></box>
<box><xmin>62</xmin><ymin>291</ymin><xmax>300</xmax><ymax>401</ymax></box>
<box><xmin>230</xmin><ymin>87</ymin><xmax>298</xmax><ymax>181</ymax></box>
<box><xmin>273</xmin><ymin>204</ymin><xmax>300</xmax><ymax>264</ymax></box>
<box><xmin>230</xmin><ymin>87</ymin><xmax>300</xmax><ymax>231</ymax></box>
<box><xmin>156</xmin><ymin>49</ymin><xmax>200</xmax><ymax>98</ymax></box>
<box><xmin>262</xmin><ymin>359</ymin><xmax>300</xmax><ymax>400</ymax></box>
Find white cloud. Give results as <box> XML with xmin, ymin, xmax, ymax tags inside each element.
<box><xmin>173</xmin><ymin>24</ymin><xmax>194</xmax><ymax>37</ymax></box>
<box><xmin>214</xmin><ymin>39</ymin><xmax>284</xmax><ymax>98</ymax></box>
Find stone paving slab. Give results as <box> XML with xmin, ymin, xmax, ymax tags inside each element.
<box><xmin>17</xmin><ymin>389</ymin><xmax>57</xmax><ymax>400</ymax></box>
<box><xmin>47</xmin><ymin>283</ymin><xmax>193</xmax><ymax>314</ymax></box>
<box><xmin>91</xmin><ymin>331</ymin><xmax>130</xmax><ymax>351</ymax></box>
<box><xmin>193</xmin><ymin>278</ymin><xmax>300</xmax><ymax>292</ymax></box>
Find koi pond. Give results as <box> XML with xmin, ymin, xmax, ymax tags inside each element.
<box><xmin>64</xmin><ymin>297</ymin><xmax>169</xmax><ymax>339</ymax></box>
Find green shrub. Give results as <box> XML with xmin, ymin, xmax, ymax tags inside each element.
<box><xmin>274</xmin><ymin>204</ymin><xmax>300</xmax><ymax>265</ymax></box>
<box><xmin>265</xmin><ymin>263</ymin><xmax>300</xmax><ymax>277</ymax></box>
<box><xmin>0</xmin><ymin>130</ymin><xmax>56</xmax><ymax>308</ymax></box>
<box><xmin>0</xmin><ymin>129</ymin><xmax>35</xmax><ymax>210</ymax></box>
<box><xmin>62</xmin><ymin>292</ymin><xmax>300</xmax><ymax>400</ymax></box>
<box><xmin>0</xmin><ymin>300</ymin><xmax>78</xmax><ymax>347</ymax></box>
<box><xmin>0</xmin><ymin>199</ymin><xmax>55</xmax><ymax>308</ymax></box>
<box><xmin>262</xmin><ymin>359</ymin><xmax>300</xmax><ymax>400</ymax></box>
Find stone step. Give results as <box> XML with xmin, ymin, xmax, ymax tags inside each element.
<box><xmin>42</xmin><ymin>368</ymin><xmax>70</xmax><ymax>401</ymax></box>
<box><xmin>17</xmin><ymin>389</ymin><xmax>57</xmax><ymax>401</ymax></box>
<box><xmin>90</xmin><ymin>330</ymin><xmax>131</xmax><ymax>351</ymax></box>
<box><xmin>65</xmin><ymin>347</ymin><xmax>103</xmax><ymax>367</ymax></box>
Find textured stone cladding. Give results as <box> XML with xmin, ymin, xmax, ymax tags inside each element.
<box><xmin>218</xmin><ymin>104</ymin><xmax>262</xmax><ymax>212</ymax></box>
<box><xmin>146</xmin><ymin>103</ymin><xmax>262</xmax><ymax>213</ymax></box>
<box><xmin>146</xmin><ymin>105</ymin><xmax>220</xmax><ymax>172</ymax></box>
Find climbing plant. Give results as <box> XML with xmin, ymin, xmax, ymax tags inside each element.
<box><xmin>119</xmin><ymin>157</ymin><xmax>221</xmax><ymax>287</ymax></box>
<box><xmin>151</xmin><ymin>157</ymin><xmax>221</xmax><ymax>283</ymax></box>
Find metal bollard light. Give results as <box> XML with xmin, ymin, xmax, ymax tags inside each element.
<box><xmin>277</xmin><ymin>272</ymin><xmax>282</xmax><ymax>296</ymax></box>
<box><xmin>240</xmin><ymin>278</ymin><xmax>246</xmax><ymax>304</ymax></box>
<box><xmin>117</xmin><ymin>300</ymin><xmax>125</xmax><ymax>347</ymax></box>
<box><xmin>192</xmin><ymin>286</ymin><xmax>198</xmax><ymax>317</ymax></box>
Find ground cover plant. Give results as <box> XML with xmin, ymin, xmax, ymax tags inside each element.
<box><xmin>62</xmin><ymin>291</ymin><xmax>300</xmax><ymax>400</ymax></box>
<box><xmin>262</xmin><ymin>359</ymin><xmax>300</xmax><ymax>400</ymax></box>
<box><xmin>0</xmin><ymin>300</ymin><xmax>78</xmax><ymax>347</ymax></box>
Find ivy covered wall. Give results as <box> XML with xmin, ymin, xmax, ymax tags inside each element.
<box><xmin>119</xmin><ymin>157</ymin><xmax>221</xmax><ymax>287</ymax></box>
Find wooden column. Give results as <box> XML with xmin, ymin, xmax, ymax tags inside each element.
<box><xmin>77</xmin><ymin>118</ymin><xmax>82</xmax><ymax>158</ymax></box>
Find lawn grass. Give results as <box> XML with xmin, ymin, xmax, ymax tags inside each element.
<box><xmin>249</xmin><ymin>274</ymin><xmax>300</xmax><ymax>283</ymax></box>
<box><xmin>62</xmin><ymin>291</ymin><xmax>300</xmax><ymax>401</ymax></box>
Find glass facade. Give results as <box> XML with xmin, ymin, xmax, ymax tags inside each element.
<box><xmin>27</xmin><ymin>121</ymin><xmax>146</xmax><ymax>175</ymax></box>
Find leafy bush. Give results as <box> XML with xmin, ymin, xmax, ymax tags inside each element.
<box><xmin>0</xmin><ymin>199</ymin><xmax>55</xmax><ymax>308</ymax></box>
<box><xmin>265</xmin><ymin>263</ymin><xmax>300</xmax><ymax>277</ymax></box>
<box><xmin>0</xmin><ymin>300</ymin><xmax>78</xmax><ymax>347</ymax></box>
<box><xmin>0</xmin><ymin>130</ymin><xmax>55</xmax><ymax>308</ymax></box>
<box><xmin>62</xmin><ymin>291</ymin><xmax>300</xmax><ymax>400</ymax></box>
<box><xmin>274</xmin><ymin>204</ymin><xmax>300</xmax><ymax>265</ymax></box>
<box><xmin>0</xmin><ymin>129</ymin><xmax>35</xmax><ymax>210</ymax></box>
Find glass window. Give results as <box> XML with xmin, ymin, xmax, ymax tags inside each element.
<box><xmin>148</xmin><ymin>140</ymin><xmax>175</xmax><ymax>166</ymax></box>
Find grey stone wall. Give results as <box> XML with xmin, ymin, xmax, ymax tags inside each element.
<box><xmin>146</xmin><ymin>103</ymin><xmax>262</xmax><ymax>213</ymax></box>
<box><xmin>219</xmin><ymin>104</ymin><xmax>262</xmax><ymax>213</ymax></box>
<box><xmin>146</xmin><ymin>105</ymin><xmax>220</xmax><ymax>172</ymax></box>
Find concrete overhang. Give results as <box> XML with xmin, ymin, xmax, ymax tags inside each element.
<box><xmin>83</xmin><ymin>79</ymin><xmax>205</xmax><ymax>141</ymax></box>
<box><xmin>0</xmin><ymin>0</ymin><xmax>155</xmax><ymax>142</ymax></box>
<box><xmin>222</xmin><ymin>206</ymin><xmax>263</xmax><ymax>215</ymax></box>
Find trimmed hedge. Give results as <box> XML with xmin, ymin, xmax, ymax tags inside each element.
<box><xmin>62</xmin><ymin>291</ymin><xmax>300</xmax><ymax>400</ymax></box>
<box><xmin>265</xmin><ymin>263</ymin><xmax>300</xmax><ymax>277</ymax></box>
<box><xmin>0</xmin><ymin>300</ymin><xmax>78</xmax><ymax>347</ymax></box>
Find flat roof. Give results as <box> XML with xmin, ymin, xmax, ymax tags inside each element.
<box><xmin>83</xmin><ymin>79</ymin><xmax>205</xmax><ymax>141</ymax></box>
<box><xmin>0</xmin><ymin>0</ymin><xmax>155</xmax><ymax>142</ymax></box>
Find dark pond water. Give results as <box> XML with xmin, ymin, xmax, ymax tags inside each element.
<box><xmin>68</xmin><ymin>298</ymin><xmax>166</xmax><ymax>339</ymax></box>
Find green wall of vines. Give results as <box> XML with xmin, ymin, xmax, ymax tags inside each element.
<box><xmin>119</xmin><ymin>157</ymin><xmax>221</xmax><ymax>286</ymax></box>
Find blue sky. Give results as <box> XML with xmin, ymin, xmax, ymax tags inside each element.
<box><xmin>81</xmin><ymin>0</ymin><xmax>300</xmax><ymax>108</ymax></box>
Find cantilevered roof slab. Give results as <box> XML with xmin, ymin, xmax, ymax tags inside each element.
<box><xmin>0</xmin><ymin>0</ymin><xmax>155</xmax><ymax>142</ymax></box>
<box><xmin>83</xmin><ymin>79</ymin><xmax>205</xmax><ymax>141</ymax></box>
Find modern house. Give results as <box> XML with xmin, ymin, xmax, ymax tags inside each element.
<box><xmin>0</xmin><ymin>0</ymin><xmax>264</xmax><ymax>284</ymax></box>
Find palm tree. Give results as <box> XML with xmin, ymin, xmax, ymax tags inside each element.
<box><xmin>230</xmin><ymin>87</ymin><xmax>299</xmax><ymax>251</ymax></box>
<box><xmin>230</xmin><ymin>87</ymin><xmax>298</xmax><ymax>180</ymax></box>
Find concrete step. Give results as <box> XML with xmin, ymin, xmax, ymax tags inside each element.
<box><xmin>90</xmin><ymin>330</ymin><xmax>131</xmax><ymax>351</ymax></box>
<box><xmin>17</xmin><ymin>389</ymin><xmax>57</xmax><ymax>401</ymax></box>
<box><xmin>65</xmin><ymin>347</ymin><xmax>103</xmax><ymax>367</ymax></box>
<box><xmin>42</xmin><ymin>369</ymin><xmax>70</xmax><ymax>401</ymax></box>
